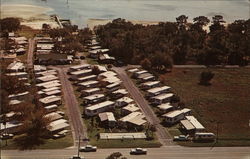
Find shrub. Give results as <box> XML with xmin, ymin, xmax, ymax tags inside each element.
<box><xmin>199</xmin><ymin>71</ymin><xmax>215</xmax><ymax>85</ymax></box>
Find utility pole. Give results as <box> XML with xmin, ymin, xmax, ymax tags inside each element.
<box><xmin>216</xmin><ymin>121</ymin><xmax>219</xmax><ymax>143</ymax></box>
<box><xmin>77</xmin><ymin>130</ymin><xmax>81</xmax><ymax>157</ymax></box>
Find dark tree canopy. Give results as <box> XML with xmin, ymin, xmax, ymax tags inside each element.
<box><xmin>0</xmin><ymin>18</ymin><xmax>21</xmax><ymax>32</ymax></box>
<box><xmin>95</xmin><ymin>16</ymin><xmax>250</xmax><ymax>70</ymax></box>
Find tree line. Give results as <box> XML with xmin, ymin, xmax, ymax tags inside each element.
<box><xmin>0</xmin><ymin>62</ymin><xmax>51</xmax><ymax>149</ymax></box>
<box><xmin>95</xmin><ymin>15</ymin><xmax>250</xmax><ymax>72</ymax></box>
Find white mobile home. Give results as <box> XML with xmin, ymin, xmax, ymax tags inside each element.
<box><xmin>157</xmin><ymin>103</ymin><xmax>173</xmax><ymax>113</ymax></box>
<box><xmin>35</xmin><ymin>70</ymin><xmax>57</xmax><ymax>77</ymax></box>
<box><xmin>119</xmin><ymin>112</ymin><xmax>147</xmax><ymax>128</ymax></box>
<box><xmin>81</xmin><ymin>88</ymin><xmax>101</xmax><ymax>97</ymax></box>
<box><xmin>0</xmin><ymin>121</ymin><xmax>23</xmax><ymax>134</ymax></box>
<box><xmin>36</xmin><ymin>75</ymin><xmax>59</xmax><ymax>83</ymax></box>
<box><xmin>162</xmin><ymin>110</ymin><xmax>185</xmax><ymax>124</ymax></box>
<box><xmin>102</xmin><ymin>76</ymin><xmax>121</xmax><ymax>84</ymax></box>
<box><xmin>44</xmin><ymin>104</ymin><xmax>58</xmax><ymax>113</ymax></box>
<box><xmin>98</xmin><ymin>112</ymin><xmax>116</xmax><ymax>128</ymax></box>
<box><xmin>34</xmin><ymin>65</ymin><xmax>47</xmax><ymax>72</ymax></box>
<box><xmin>78</xmin><ymin>80</ymin><xmax>99</xmax><ymax>88</ymax></box>
<box><xmin>41</xmin><ymin>87</ymin><xmax>60</xmax><ymax>92</ymax></box>
<box><xmin>7</xmin><ymin>61</ymin><xmax>25</xmax><ymax>72</ymax></box>
<box><xmin>122</xmin><ymin>104</ymin><xmax>140</xmax><ymax>115</ymax></box>
<box><xmin>150</xmin><ymin>93</ymin><xmax>174</xmax><ymax>105</ymax></box>
<box><xmin>111</xmin><ymin>89</ymin><xmax>128</xmax><ymax>99</ymax></box>
<box><xmin>83</xmin><ymin>94</ymin><xmax>106</xmax><ymax>104</ymax></box>
<box><xmin>70</xmin><ymin>69</ymin><xmax>92</xmax><ymax>79</ymax></box>
<box><xmin>137</xmin><ymin>73</ymin><xmax>154</xmax><ymax>80</ymax></box>
<box><xmin>85</xmin><ymin>101</ymin><xmax>115</xmax><ymax>116</ymax></box>
<box><xmin>8</xmin><ymin>91</ymin><xmax>29</xmax><ymax>100</ymax></box>
<box><xmin>48</xmin><ymin>119</ymin><xmax>69</xmax><ymax>133</ymax></box>
<box><xmin>140</xmin><ymin>81</ymin><xmax>160</xmax><ymax>90</ymax></box>
<box><xmin>133</xmin><ymin>70</ymin><xmax>148</xmax><ymax>78</ymax></box>
<box><xmin>106</xmin><ymin>82</ymin><xmax>121</xmax><ymax>92</ymax></box>
<box><xmin>127</xmin><ymin>68</ymin><xmax>139</xmax><ymax>73</ymax></box>
<box><xmin>116</xmin><ymin>97</ymin><xmax>134</xmax><ymax>107</ymax></box>
<box><xmin>76</xmin><ymin>75</ymin><xmax>97</xmax><ymax>83</ymax></box>
<box><xmin>69</xmin><ymin>64</ymin><xmax>90</xmax><ymax>72</ymax></box>
<box><xmin>39</xmin><ymin>95</ymin><xmax>61</xmax><ymax>106</ymax></box>
<box><xmin>98</xmin><ymin>71</ymin><xmax>117</xmax><ymax>79</ymax></box>
<box><xmin>6</xmin><ymin>72</ymin><xmax>28</xmax><ymax>78</ymax></box>
<box><xmin>185</xmin><ymin>116</ymin><xmax>204</xmax><ymax>131</ymax></box>
<box><xmin>43</xmin><ymin>89</ymin><xmax>61</xmax><ymax>97</ymax></box>
<box><xmin>147</xmin><ymin>86</ymin><xmax>171</xmax><ymax>97</ymax></box>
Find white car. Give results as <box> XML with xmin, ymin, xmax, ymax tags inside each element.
<box><xmin>79</xmin><ymin>145</ymin><xmax>97</xmax><ymax>152</ymax></box>
<box><xmin>173</xmin><ymin>135</ymin><xmax>189</xmax><ymax>141</ymax></box>
<box><xmin>130</xmin><ymin>148</ymin><xmax>147</xmax><ymax>155</ymax></box>
<box><xmin>69</xmin><ymin>155</ymin><xmax>84</xmax><ymax>159</ymax></box>
<box><xmin>0</xmin><ymin>133</ymin><xmax>14</xmax><ymax>140</ymax></box>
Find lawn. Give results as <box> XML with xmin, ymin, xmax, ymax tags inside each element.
<box><xmin>160</xmin><ymin>67</ymin><xmax>250</xmax><ymax>146</ymax></box>
<box><xmin>83</xmin><ymin>116</ymin><xmax>161</xmax><ymax>148</ymax></box>
<box><xmin>0</xmin><ymin>132</ymin><xmax>73</xmax><ymax>150</ymax></box>
<box><xmin>17</xmin><ymin>25</ymin><xmax>41</xmax><ymax>38</ymax></box>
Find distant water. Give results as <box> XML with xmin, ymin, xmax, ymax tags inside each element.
<box><xmin>2</xmin><ymin>0</ymin><xmax>249</xmax><ymax>28</ymax></box>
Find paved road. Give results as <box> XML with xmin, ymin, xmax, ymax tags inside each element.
<box><xmin>113</xmin><ymin>67</ymin><xmax>172</xmax><ymax>146</ymax></box>
<box><xmin>52</xmin><ymin>66</ymin><xmax>88</xmax><ymax>146</ymax></box>
<box><xmin>27</xmin><ymin>38</ymin><xmax>35</xmax><ymax>68</ymax></box>
<box><xmin>2</xmin><ymin>147</ymin><xmax>250</xmax><ymax>159</ymax></box>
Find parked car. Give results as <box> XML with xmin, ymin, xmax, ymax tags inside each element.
<box><xmin>79</xmin><ymin>145</ymin><xmax>97</xmax><ymax>152</ymax></box>
<box><xmin>0</xmin><ymin>133</ymin><xmax>14</xmax><ymax>140</ymax></box>
<box><xmin>173</xmin><ymin>135</ymin><xmax>189</xmax><ymax>141</ymax></box>
<box><xmin>130</xmin><ymin>148</ymin><xmax>147</xmax><ymax>155</ymax></box>
<box><xmin>69</xmin><ymin>155</ymin><xmax>84</xmax><ymax>159</ymax></box>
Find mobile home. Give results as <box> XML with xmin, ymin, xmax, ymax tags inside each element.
<box><xmin>147</xmin><ymin>86</ymin><xmax>171</xmax><ymax>97</ymax></box>
<box><xmin>83</xmin><ymin>94</ymin><xmax>106</xmax><ymax>104</ymax></box>
<box><xmin>150</xmin><ymin>93</ymin><xmax>174</xmax><ymax>105</ymax></box>
<box><xmin>140</xmin><ymin>81</ymin><xmax>160</xmax><ymax>90</ymax></box>
<box><xmin>85</xmin><ymin>101</ymin><xmax>115</xmax><ymax>116</ymax></box>
<box><xmin>81</xmin><ymin>88</ymin><xmax>101</xmax><ymax>97</ymax></box>
<box><xmin>162</xmin><ymin>110</ymin><xmax>185</xmax><ymax>124</ymax></box>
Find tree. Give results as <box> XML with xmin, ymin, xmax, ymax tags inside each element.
<box><xmin>106</xmin><ymin>152</ymin><xmax>127</xmax><ymax>159</ymax></box>
<box><xmin>176</xmin><ymin>15</ymin><xmax>188</xmax><ymax>26</ymax></box>
<box><xmin>0</xmin><ymin>18</ymin><xmax>20</xmax><ymax>32</ymax></box>
<box><xmin>140</xmin><ymin>58</ymin><xmax>152</xmax><ymax>70</ymax></box>
<box><xmin>210</xmin><ymin>15</ymin><xmax>226</xmax><ymax>32</ymax></box>
<box><xmin>92</xmin><ymin>66</ymin><xmax>101</xmax><ymax>75</ymax></box>
<box><xmin>199</xmin><ymin>71</ymin><xmax>215</xmax><ymax>85</ymax></box>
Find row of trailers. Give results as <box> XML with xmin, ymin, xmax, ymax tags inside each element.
<box><xmin>68</xmin><ymin>64</ymin><xmax>149</xmax><ymax>131</ymax></box>
<box><xmin>127</xmin><ymin>67</ymin><xmax>215</xmax><ymax>141</ymax></box>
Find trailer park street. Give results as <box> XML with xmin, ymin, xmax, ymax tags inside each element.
<box><xmin>1</xmin><ymin>30</ymin><xmax>250</xmax><ymax>158</ymax></box>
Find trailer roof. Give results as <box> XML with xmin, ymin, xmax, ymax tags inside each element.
<box><xmin>186</xmin><ymin>116</ymin><xmax>205</xmax><ymax>130</ymax></box>
<box><xmin>152</xmin><ymin>93</ymin><xmax>174</xmax><ymax>100</ymax></box>
<box><xmin>86</xmin><ymin>101</ymin><xmax>115</xmax><ymax>111</ymax></box>
<box><xmin>84</xmin><ymin>94</ymin><xmax>105</xmax><ymax>100</ymax></box>
<box><xmin>147</xmin><ymin>86</ymin><xmax>171</xmax><ymax>94</ymax></box>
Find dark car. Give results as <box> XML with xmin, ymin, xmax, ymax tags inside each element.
<box><xmin>80</xmin><ymin>56</ymin><xmax>85</xmax><ymax>59</ymax></box>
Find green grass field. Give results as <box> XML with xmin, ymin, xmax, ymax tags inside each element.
<box><xmin>0</xmin><ymin>132</ymin><xmax>73</xmax><ymax>150</ymax></box>
<box><xmin>160</xmin><ymin>67</ymin><xmax>250</xmax><ymax>146</ymax></box>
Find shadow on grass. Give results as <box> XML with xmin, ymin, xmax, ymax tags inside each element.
<box><xmin>14</xmin><ymin>134</ymin><xmax>45</xmax><ymax>150</ymax></box>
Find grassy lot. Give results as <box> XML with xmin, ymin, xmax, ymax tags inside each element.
<box><xmin>83</xmin><ymin>116</ymin><xmax>161</xmax><ymax>148</ymax></box>
<box><xmin>160</xmin><ymin>68</ymin><xmax>250</xmax><ymax>146</ymax></box>
<box><xmin>17</xmin><ymin>25</ymin><xmax>41</xmax><ymax>38</ymax></box>
<box><xmin>0</xmin><ymin>132</ymin><xmax>73</xmax><ymax>150</ymax></box>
